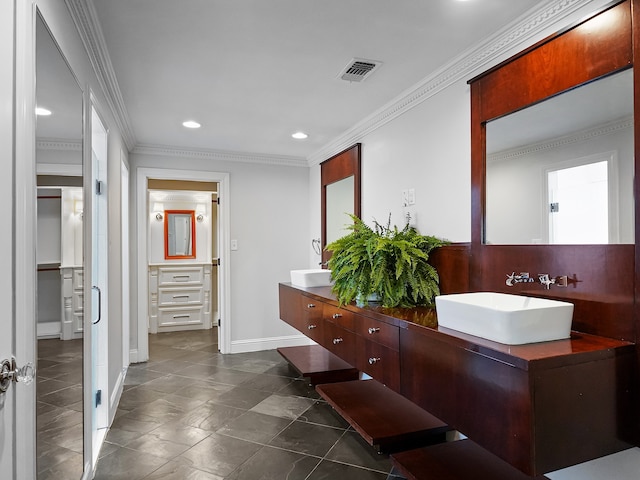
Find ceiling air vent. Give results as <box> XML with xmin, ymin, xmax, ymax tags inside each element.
<box><xmin>339</xmin><ymin>58</ymin><xmax>381</xmax><ymax>83</ymax></box>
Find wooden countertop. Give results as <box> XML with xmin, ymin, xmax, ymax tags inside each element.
<box><xmin>281</xmin><ymin>283</ymin><xmax>635</xmax><ymax>372</ymax></box>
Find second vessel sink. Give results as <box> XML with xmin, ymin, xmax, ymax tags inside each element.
<box><xmin>290</xmin><ymin>269</ymin><xmax>333</xmax><ymax>288</ymax></box>
<box><xmin>435</xmin><ymin>292</ymin><xmax>573</xmax><ymax>345</ymax></box>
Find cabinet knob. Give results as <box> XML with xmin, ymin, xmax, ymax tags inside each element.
<box><xmin>368</xmin><ymin>327</ymin><xmax>380</xmax><ymax>334</ymax></box>
<box><xmin>307</xmin><ymin>324</ymin><xmax>317</xmax><ymax>330</ymax></box>
<box><xmin>307</xmin><ymin>303</ymin><xmax>316</xmax><ymax>309</ymax></box>
<box><xmin>332</xmin><ymin>337</ymin><xmax>343</xmax><ymax>344</ymax></box>
<box><xmin>368</xmin><ymin>357</ymin><xmax>381</xmax><ymax>365</ymax></box>
<box><xmin>332</xmin><ymin>313</ymin><xmax>342</xmax><ymax>319</ymax></box>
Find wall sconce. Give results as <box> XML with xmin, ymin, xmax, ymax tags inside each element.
<box><xmin>155</xmin><ymin>212</ymin><xmax>164</xmax><ymax>221</ymax></box>
<box><xmin>196</xmin><ymin>204</ymin><xmax>206</xmax><ymax>222</ymax></box>
<box><xmin>196</xmin><ymin>213</ymin><xmax>204</xmax><ymax>222</ymax></box>
<box><xmin>74</xmin><ymin>199</ymin><xmax>83</xmax><ymax>216</ymax></box>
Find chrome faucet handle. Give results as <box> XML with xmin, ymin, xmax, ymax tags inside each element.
<box><xmin>538</xmin><ymin>274</ymin><xmax>555</xmax><ymax>289</ymax></box>
<box><xmin>506</xmin><ymin>272</ymin><xmax>516</xmax><ymax>287</ymax></box>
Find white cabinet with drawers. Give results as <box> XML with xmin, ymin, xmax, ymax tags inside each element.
<box><xmin>149</xmin><ymin>264</ymin><xmax>212</xmax><ymax>333</ymax></box>
<box><xmin>60</xmin><ymin>265</ymin><xmax>84</xmax><ymax>340</ymax></box>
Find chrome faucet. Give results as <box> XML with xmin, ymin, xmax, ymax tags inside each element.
<box><xmin>538</xmin><ymin>274</ymin><xmax>555</xmax><ymax>289</ymax></box>
<box><xmin>538</xmin><ymin>274</ymin><xmax>568</xmax><ymax>289</ymax></box>
<box><xmin>505</xmin><ymin>272</ymin><xmax>533</xmax><ymax>287</ymax></box>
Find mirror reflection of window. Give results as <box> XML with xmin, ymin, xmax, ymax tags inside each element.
<box><xmin>326</xmin><ymin>176</ymin><xmax>354</xmax><ymax>245</ymax></box>
<box><xmin>485</xmin><ymin>68</ymin><xmax>633</xmax><ymax>245</ymax></box>
<box><xmin>165</xmin><ymin>210</ymin><xmax>196</xmax><ymax>258</ymax></box>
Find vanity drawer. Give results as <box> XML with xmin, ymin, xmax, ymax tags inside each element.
<box><xmin>158</xmin><ymin>287</ymin><xmax>203</xmax><ymax>306</ymax></box>
<box><xmin>356</xmin><ymin>316</ymin><xmax>399</xmax><ymax>351</ymax></box>
<box><xmin>324</xmin><ymin>322</ymin><xmax>357</xmax><ymax>366</ymax></box>
<box><xmin>356</xmin><ymin>336</ymin><xmax>400</xmax><ymax>392</ymax></box>
<box><xmin>301</xmin><ymin>297</ymin><xmax>324</xmax><ymax>343</ymax></box>
<box><xmin>158</xmin><ymin>306</ymin><xmax>203</xmax><ymax>327</ymax></box>
<box><xmin>157</xmin><ymin>266</ymin><xmax>203</xmax><ymax>285</ymax></box>
<box><xmin>323</xmin><ymin>304</ymin><xmax>354</xmax><ymax>331</ymax></box>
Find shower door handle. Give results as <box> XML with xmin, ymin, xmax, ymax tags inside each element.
<box><xmin>92</xmin><ymin>285</ymin><xmax>102</xmax><ymax>324</ymax></box>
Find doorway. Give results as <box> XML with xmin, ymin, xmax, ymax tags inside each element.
<box><xmin>546</xmin><ymin>154</ymin><xmax>618</xmax><ymax>244</ymax></box>
<box><xmin>135</xmin><ymin>168</ymin><xmax>230</xmax><ymax>362</ymax></box>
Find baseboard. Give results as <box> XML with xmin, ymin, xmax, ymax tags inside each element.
<box><xmin>37</xmin><ymin>321</ymin><xmax>60</xmax><ymax>339</ymax></box>
<box><xmin>110</xmin><ymin>367</ymin><xmax>127</xmax><ymax>421</ymax></box>
<box><xmin>230</xmin><ymin>334</ymin><xmax>315</xmax><ymax>354</ymax></box>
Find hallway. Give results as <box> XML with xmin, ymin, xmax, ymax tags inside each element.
<box><xmin>90</xmin><ymin>330</ymin><xmax>406</xmax><ymax>479</ymax></box>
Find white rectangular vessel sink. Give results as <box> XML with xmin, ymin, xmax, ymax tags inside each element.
<box><xmin>435</xmin><ymin>292</ymin><xmax>573</xmax><ymax>345</ymax></box>
<box><xmin>290</xmin><ymin>269</ymin><xmax>333</xmax><ymax>288</ymax></box>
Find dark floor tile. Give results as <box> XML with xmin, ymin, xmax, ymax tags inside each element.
<box><xmin>93</xmin><ymin>446</ymin><xmax>168</xmax><ymax>480</ymax></box>
<box><xmin>217</xmin><ymin>411</ymin><xmax>292</xmax><ymax>443</ymax></box>
<box><xmin>178</xmin><ymin>402</ymin><xmax>245</xmax><ymax>431</ymax></box>
<box><xmin>147</xmin><ymin>420</ymin><xmax>211</xmax><ymax>447</ymax></box>
<box><xmin>298</xmin><ymin>400</ymin><xmax>350</xmax><ymax>429</ymax></box>
<box><xmin>207</xmin><ymin>368</ymin><xmax>259</xmax><ymax>386</ymax></box>
<box><xmin>237</xmin><ymin>372</ymin><xmax>293</xmax><ymax>393</ymax></box>
<box><xmin>38</xmin><ymin>384</ymin><xmax>82</xmax><ymax>408</ymax></box>
<box><xmin>225</xmin><ymin>445</ymin><xmax>321</xmax><ymax>480</ymax></box>
<box><xmin>250</xmin><ymin>394</ymin><xmax>315</xmax><ymax>420</ymax></box>
<box><xmin>176</xmin><ymin>433</ymin><xmax>262</xmax><ymax>477</ymax></box>
<box><xmin>143</xmin><ymin>460</ymin><xmax>224</xmax><ymax>479</ymax></box>
<box><xmin>211</xmin><ymin>385</ymin><xmax>272</xmax><ymax>410</ymax></box>
<box><xmin>325</xmin><ymin>430</ymin><xmax>393</xmax><ymax>473</ymax></box>
<box><xmin>37</xmin><ymin>450</ymin><xmax>84</xmax><ymax>480</ymax></box>
<box><xmin>36</xmin><ymin>439</ymin><xmax>80</xmax><ymax>473</ymax></box>
<box><xmin>276</xmin><ymin>377</ymin><xmax>322</xmax><ymax>399</ymax></box>
<box><xmin>307</xmin><ymin>460</ymin><xmax>391</xmax><ymax>480</ymax></box>
<box><xmin>263</xmin><ymin>362</ymin><xmax>300</xmax><ymax>378</ymax></box>
<box><xmin>125</xmin><ymin>431</ymin><xmax>193</xmax><ymax>459</ymax></box>
<box><xmin>268</xmin><ymin>420</ymin><xmax>345</xmax><ymax>457</ymax></box>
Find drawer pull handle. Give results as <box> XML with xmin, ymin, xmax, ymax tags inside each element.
<box><xmin>173</xmin><ymin>314</ymin><xmax>191</xmax><ymax>319</ymax></box>
<box><xmin>173</xmin><ymin>275</ymin><xmax>190</xmax><ymax>279</ymax></box>
<box><xmin>368</xmin><ymin>357</ymin><xmax>381</xmax><ymax>365</ymax></box>
<box><xmin>332</xmin><ymin>338</ymin><xmax>343</xmax><ymax>344</ymax></box>
<box><xmin>332</xmin><ymin>313</ymin><xmax>342</xmax><ymax>319</ymax></box>
<box><xmin>172</xmin><ymin>295</ymin><xmax>190</xmax><ymax>299</ymax></box>
<box><xmin>307</xmin><ymin>324</ymin><xmax>317</xmax><ymax>330</ymax></box>
<box><xmin>368</xmin><ymin>327</ymin><xmax>380</xmax><ymax>334</ymax></box>
<box><xmin>307</xmin><ymin>303</ymin><xmax>316</xmax><ymax>309</ymax></box>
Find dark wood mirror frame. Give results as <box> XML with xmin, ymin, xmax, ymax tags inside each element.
<box><xmin>164</xmin><ymin>209</ymin><xmax>196</xmax><ymax>260</ymax></box>
<box><xmin>468</xmin><ymin>0</ymin><xmax>640</xmax><ymax>347</ymax></box>
<box><xmin>320</xmin><ymin>143</ymin><xmax>361</xmax><ymax>266</ymax></box>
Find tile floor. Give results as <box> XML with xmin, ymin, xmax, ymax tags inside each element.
<box><xmin>37</xmin><ymin>337</ymin><xmax>85</xmax><ymax>479</ymax></box>
<box><xmin>87</xmin><ymin>329</ymin><xmax>408</xmax><ymax>479</ymax></box>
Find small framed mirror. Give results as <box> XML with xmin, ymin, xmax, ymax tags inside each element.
<box><xmin>164</xmin><ymin>210</ymin><xmax>196</xmax><ymax>259</ymax></box>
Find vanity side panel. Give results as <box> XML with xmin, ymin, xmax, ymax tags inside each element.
<box><xmin>400</xmin><ymin>327</ymin><xmax>534</xmax><ymax>474</ymax></box>
<box><xmin>279</xmin><ymin>283</ymin><xmax>302</xmax><ymax>330</ymax></box>
<box><xmin>533</xmin><ymin>349</ymin><xmax>636</xmax><ymax>473</ymax></box>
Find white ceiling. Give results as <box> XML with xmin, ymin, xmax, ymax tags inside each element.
<box><xmin>90</xmin><ymin>0</ymin><xmax>542</xmax><ymax>161</ymax></box>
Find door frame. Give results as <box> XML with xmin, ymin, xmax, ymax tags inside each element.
<box><xmin>135</xmin><ymin>168</ymin><xmax>231</xmax><ymax>361</ymax></box>
<box><xmin>13</xmin><ymin>0</ymin><xmax>37</xmax><ymax>477</ymax></box>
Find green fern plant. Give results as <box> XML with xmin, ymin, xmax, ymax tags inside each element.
<box><xmin>326</xmin><ymin>214</ymin><xmax>448</xmax><ymax>308</ymax></box>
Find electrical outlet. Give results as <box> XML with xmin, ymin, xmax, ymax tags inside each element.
<box><xmin>231</xmin><ymin>239</ymin><xmax>238</xmax><ymax>251</ymax></box>
<box><xmin>408</xmin><ymin>188</ymin><xmax>416</xmax><ymax>205</ymax></box>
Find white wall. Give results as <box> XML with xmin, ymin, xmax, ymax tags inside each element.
<box><xmin>131</xmin><ymin>153</ymin><xmax>310</xmax><ymax>351</ymax></box>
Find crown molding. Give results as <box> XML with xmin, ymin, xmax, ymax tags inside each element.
<box><xmin>487</xmin><ymin>116</ymin><xmax>633</xmax><ymax>164</ymax></box>
<box><xmin>132</xmin><ymin>144</ymin><xmax>308</xmax><ymax>168</ymax></box>
<box><xmin>65</xmin><ymin>0</ymin><xmax>137</xmax><ymax>150</ymax></box>
<box><xmin>306</xmin><ymin>0</ymin><xmax>601</xmax><ymax>166</ymax></box>
<box><xmin>36</xmin><ymin>138</ymin><xmax>82</xmax><ymax>151</ymax></box>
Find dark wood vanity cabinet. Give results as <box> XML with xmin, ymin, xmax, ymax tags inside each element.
<box><xmin>279</xmin><ymin>282</ymin><xmax>636</xmax><ymax>476</ymax></box>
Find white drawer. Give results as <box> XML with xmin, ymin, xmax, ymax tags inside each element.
<box><xmin>158</xmin><ymin>287</ymin><xmax>202</xmax><ymax>306</ymax></box>
<box><xmin>158</xmin><ymin>306</ymin><xmax>203</xmax><ymax>327</ymax></box>
<box><xmin>158</xmin><ymin>267</ymin><xmax>203</xmax><ymax>285</ymax></box>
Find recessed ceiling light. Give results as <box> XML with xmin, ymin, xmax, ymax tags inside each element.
<box><xmin>36</xmin><ymin>107</ymin><xmax>52</xmax><ymax>116</ymax></box>
<box><xmin>292</xmin><ymin>131</ymin><xmax>308</xmax><ymax>140</ymax></box>
<box><xmin>182</xmin><ymin>120</ymin><xmax>201</xmax><ymax>129</ymax></box>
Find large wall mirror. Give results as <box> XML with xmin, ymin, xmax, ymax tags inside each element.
<box><xmin>35</xmin><ymin>11</ymin><xmax>85</xmax><ymax>479</ymax></box>
<box><xmin>321</xmin><ymin>144</ymin><xmax>361</xmax><ymax>265</ymax></box>
<box><xmin>486</xmin><ymin>68</ymin><xmax>634</xmax><ymax>244</ymax></box>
